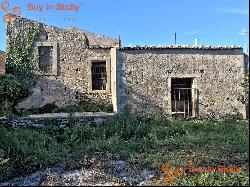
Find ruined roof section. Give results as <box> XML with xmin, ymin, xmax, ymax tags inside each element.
<box><xmin>67</xmin><ymin>27</ymin><xmax>119</xmax><ymax>47</ymax></box>
<box><xmin>88</xmin><ymin>46</ymin><xmax>113</xmax><ymax>49</ymax></box>
<box><xmin>120</xmin><ymin>45</ymin><xmax>242</xmax><ymax>50</ymax></box>
<box><xmin>11</xmin><ymin>15</ymin><xmax>118</xmax><ymax>48</ymax></box>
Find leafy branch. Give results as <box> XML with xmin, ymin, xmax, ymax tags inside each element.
<box><xmin>1</xmin><ymin>22</ymin><xmax>42</xmax><ymax>109</ymax></box>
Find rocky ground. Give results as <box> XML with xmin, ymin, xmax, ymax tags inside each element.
<box><xmin>0</xmin><ymin>157</ymin><xmax>162</xmax><ymax>186</ymax></box>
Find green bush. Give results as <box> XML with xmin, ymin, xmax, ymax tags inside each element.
<box><xmin>0</xmin><ymin>106</ymin><xmax>14</xmax><ymax>118</ymax></box>
<box><xmin>176</xmin><ymin>172</ymin><xmax>249</xmax><ymax>186</ymax></box>
<box><xmin>78</xmin><ymin>100</ymin><xmax>113</xmax><ymax>113</ymax></box>
<box><xmin>0</xmin><ymin>74</ymin><xmax>22</xmax><ymax>105</ymax></box>
<box><xmin>38</xmin><ymin>103</ymin><xmax>60</xmax><ymax>113</ymax></box>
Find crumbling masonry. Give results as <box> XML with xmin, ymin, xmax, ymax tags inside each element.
<box><xmin>4</xmin><ymin>16</ymin><xmax>248</xmax><ymax>119</ymax></box>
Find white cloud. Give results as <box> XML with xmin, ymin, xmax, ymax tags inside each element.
<box><xmin>213</xmin><ymin>8</ymin><xmax>249</xmax><ymax>16</ymax></box>
<box><xmin>239</xmin><ymin>28</ymin><xmax>249</xmax><ymax>35</ymax></box>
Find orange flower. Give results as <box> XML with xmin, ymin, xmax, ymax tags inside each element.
<box><xmin>162</xmin><ymin>163</ymin><xmax>172</xmax><ymax>174</ymax></box>
<box><xmin>164</xmin><ymin>174</ymin><xmax>175</xmax><ymax>185</ymax></box>
<box><xmin>173</xmin><ymin>167</ymin><xmax>184</xmax><ymax>178</ymax></box>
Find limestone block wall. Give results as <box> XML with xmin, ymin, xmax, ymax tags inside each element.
<box><xmin>6</xmin><ymin>16</ymin><xmax>118</xmax><ymax>110</ymax></box>
<box><xmin>117</xmin><ymin>48</ymin><xmax>247</xmax><ymax>119</ymax></box>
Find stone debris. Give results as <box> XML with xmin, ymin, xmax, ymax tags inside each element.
<box><xmin>0</xmin><ymin>160</ymin><xmax>157</xmax><ymax>186</ymax></box>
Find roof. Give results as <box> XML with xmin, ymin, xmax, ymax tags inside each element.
<box><xmin>120</xmin><ymin>45</ymin><xmax>242</xmax><ymax>50</ymax></box>
<box><xmin>88</xmin><ymin>46</ymin><xmax>114</xmax><ymax>49</ymax></box>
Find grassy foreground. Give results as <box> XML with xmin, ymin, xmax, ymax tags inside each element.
<box><xmin>0</xmin><ymin>112</ymin><xmax>249</xmax><ymax>186</ymax></box>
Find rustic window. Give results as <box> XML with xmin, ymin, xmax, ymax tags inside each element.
<box><xmin>38</xmin><ymin>46</ymin><xmax>53</xmax><ymax>74</ymax></box>
<box><xmin>91</xmin><ymin>61</ymin><xmax>107</xmax><ymax>90</ymax></box>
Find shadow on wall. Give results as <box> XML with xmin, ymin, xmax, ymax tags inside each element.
<box><xmin>16</xmin><ymin>76</ymin><xmax>113</xmax><ymax>115</ymax></box>
<box><xmin>122</xmin><ymin>86</ymin><xmax>170</xmax><ymax>118</ymax></box>
<box><xmin>120</xmin><ymin>82</ymin><xmax>245</xmax><ymax>120</ymax></box>
<box><xmin>125</xmin><ymin>87</ymin><xmax>201</xmax><ymax>119</ymax></box>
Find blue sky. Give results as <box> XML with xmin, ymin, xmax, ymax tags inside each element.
<box><xmin>0</xmin><ymin>0</ymin><xmax>249</xmax><ymax>51</ymax></box>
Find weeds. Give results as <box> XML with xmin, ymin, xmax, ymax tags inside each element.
<box><xmin>0</xmin><ymin>112</ymin><xmax>249</xmax><ymax>185</ymax></box>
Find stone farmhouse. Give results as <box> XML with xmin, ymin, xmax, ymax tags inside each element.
<box><xmin>3</xmin><ymin>16</ymin><xmax>249</xmax><ymax>119</ymax></box>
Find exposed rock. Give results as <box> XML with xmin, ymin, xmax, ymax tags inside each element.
<box><xmin>0</xmin><ymin>160</ymin><xmax>156</xmax><ymax>186</ymax></box>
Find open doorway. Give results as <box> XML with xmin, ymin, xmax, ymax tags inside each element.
<box><xmin>171</xmin><ymin>78</ymin><xmax>194</xmax><ymax>118</ymax></box>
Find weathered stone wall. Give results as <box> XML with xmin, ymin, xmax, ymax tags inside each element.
<box><xmin>7</xmin><ymin>16</ymin><xmax>119</xmax><ymax>110</ymax></box>
<box><xmin>117</xmin><ymin>48</ymin><xmax>246</xmax><ymax>119</ymax></box>
<box><xmin>6</xmin><ymin>16</ymin><xmax>247</xmax><ymax>119</ymax></box>
<box><xmin>0</xmin><ymin>52</ymin><xmax>5</xmax><ymax>75</ymax></box>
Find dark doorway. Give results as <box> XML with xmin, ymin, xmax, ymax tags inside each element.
<box><xmin>171</xmin><ymin>78</ymin><xmax>193</xmax><ymax>118</ymax></box>
<box><xmin>91</xmin><ymin>61</ymin><xmax>107</xmax><ymax>91</ymax></box>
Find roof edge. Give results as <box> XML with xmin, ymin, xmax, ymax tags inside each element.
<box><xmin>119</xmin><ymin>45</ymin><xmax>242</xmax><ymax>50</ymax></box>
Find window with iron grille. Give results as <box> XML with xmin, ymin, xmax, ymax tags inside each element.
<box><xmin>171</xmin><ymin>78</ymin><xmax>193</xmax><ymax>118</ymax></box>
<box><xmin>91</xmin><ymin>61</ymin><xmax>107</xmax><ymax>90</ymax></box>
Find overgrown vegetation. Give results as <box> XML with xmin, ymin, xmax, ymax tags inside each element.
<box><xmin>0</xmin><ymin>111</ymin><xmax>248</xmax><ymax>185</ymax></box>
<box><xmin>0</xmin><ymin>23</ymin><xmax>41</xmax><ymax>115</ymax></box>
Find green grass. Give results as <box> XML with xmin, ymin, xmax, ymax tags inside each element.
<box><xmin>0</xmin><ymin>113</ymin><xmax>249</xmax><ymax>185</ymax></box>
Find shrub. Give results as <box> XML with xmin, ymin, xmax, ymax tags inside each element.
<box><xmin>78</xmin><ymin>100</ymin><xmax>113</xmax><ymax>113</ymax></box>
<box><xmin>37</xmin><ymin>103</ymin><xmax>60</xmax><ymax>114</ymax></box>
<box><xmin>0</xmin><ymin>74</ymin><xmax>22</xmax><ymax>106</ymax></box>
<box><xmin>0</xmin><ymin>74</ymin><xmax>33</xmax><ymax>117</ymax></box>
